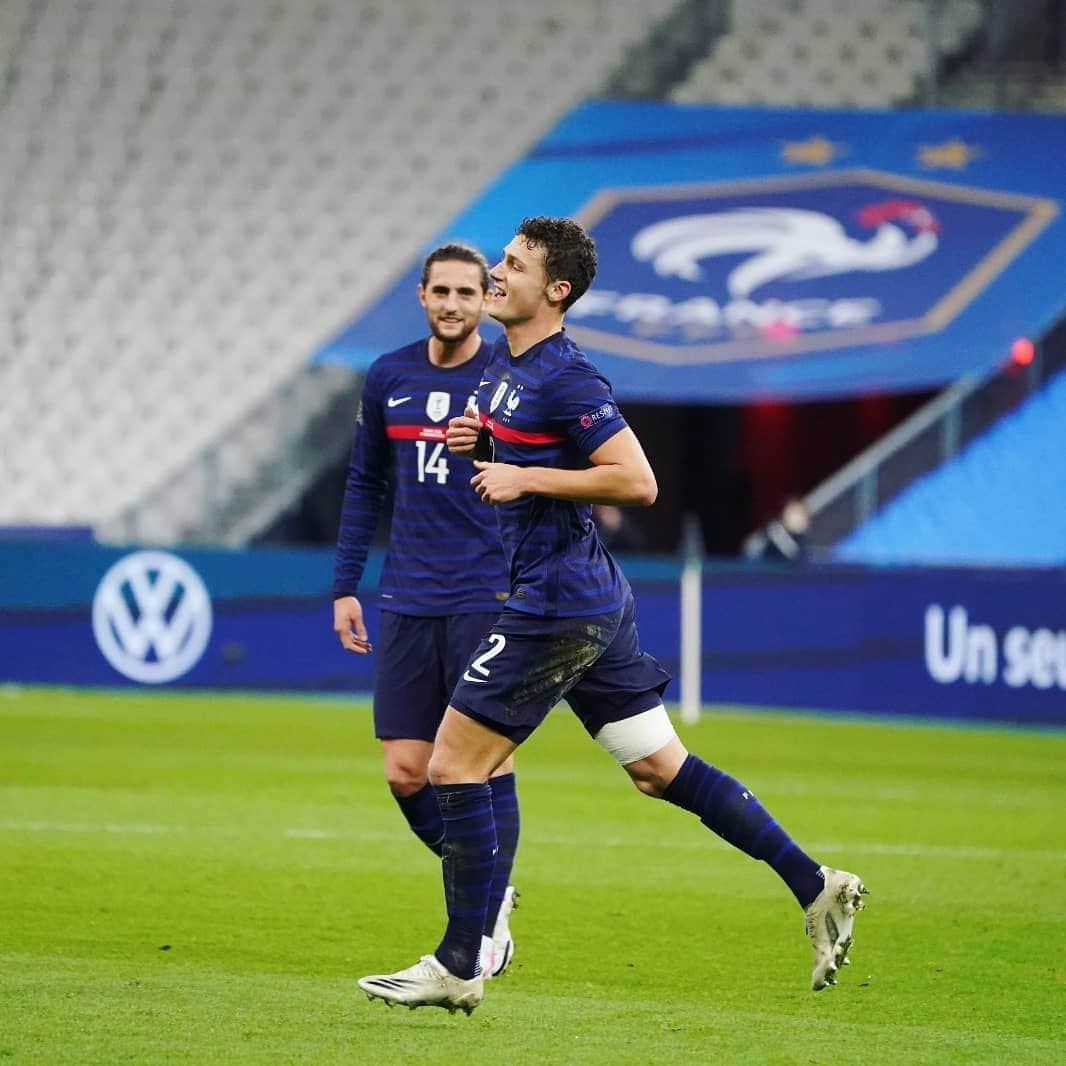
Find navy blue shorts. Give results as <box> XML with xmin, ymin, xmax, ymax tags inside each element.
<box><xmin>372</xmin><ymin>610</ymin><xmax>500</xmax><ymax>742</ymax></box>
<box><xmin>450</xmin><ymin>593</ymin><xmax>671</xmax><ymax>744</ymax></box>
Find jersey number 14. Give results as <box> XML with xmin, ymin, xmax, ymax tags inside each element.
<box><xmin>415</xmin><ymin>440</ymin><xmax>450</xmax><ymax>484</ymax></box>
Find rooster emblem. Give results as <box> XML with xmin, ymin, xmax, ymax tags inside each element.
<box><xmin>631</xmin><ymin>201</ymin><xmax>939</xmax><ymax>297</ymax></box>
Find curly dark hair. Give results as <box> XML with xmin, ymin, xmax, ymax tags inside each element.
<box><xmin>420</xmin><ymin>242</ymin><xmax>490</xmax><ymax>292</ymax></box>
<box><xmin>516</xmin><ymin>216</ymin><xmax>597</xmax><ymax>311</ymax></box>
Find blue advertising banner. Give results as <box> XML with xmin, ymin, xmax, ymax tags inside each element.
<box><xmin>700</xmin><ymin>563</ymin><xmax>1066</xmax><ymax>726</ymax></box>
<box><xmin>315</xmin><ymin>102</ymin><xmax>1066</xmax><ymax>402</ymax></box>
<box><xmin>0</xmin><ymin>542</ymin><xmax>366</xmax><ymax>692</ymax></box>
<box><xmin>0</xmin><ymin>543</ymin><xmax>1062</xmax><ymax>726</ymax></box>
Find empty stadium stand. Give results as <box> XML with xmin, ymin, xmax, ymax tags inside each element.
<box><xmin>672</xmin><ymin>0</ymin><xmax>983</xmax><ymax>107</ymax></box>
<box><xmin>3</xmin><ymin>0</ymin><xmax>1062</xmax><ymax>558</ymax></box>
<box><xmin>834</xmin><ymin>366</ymin><xmax>1066</xmax><ymax>566</ymax></box>
<box><xmin>0</xmin><ymin>0</ymin><xmax>676</xmax><ymax>542</ymax></box>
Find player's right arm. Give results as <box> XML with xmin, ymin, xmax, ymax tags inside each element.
<box><xmin>332</xmin><ymin>364</ymin><xmax>390</xmax><ymax>653</ymax></box>
<box><xmin>470</xmin><ymin>362</ymin><xmax>657</xmax><ymax>508</ymax></box>
<box><xmin>471</xmin><ymin>427</ymin><xmax>657</xmax><ymax>507</ymax></box>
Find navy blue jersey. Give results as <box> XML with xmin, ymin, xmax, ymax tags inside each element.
<box><xmin>476</xmin><ymin>330</ymin><xmax>630</xmax><ymax>618</ymax></box>
<box><xmin>333</xmin><ymin>337</ymin><xmax>509</xmax><ymax>615</ymax></box>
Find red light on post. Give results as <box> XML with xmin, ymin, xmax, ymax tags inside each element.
<box><xmin>1010</xmin><ymin>337</ymin><xmax>1035</xmax><ymax>366</ymax></box>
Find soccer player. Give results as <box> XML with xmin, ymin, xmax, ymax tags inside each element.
<box><xmin>332</xmin><ymin>242</ymin><xmax>519</xmax><ymax>979</ymax></box>
<box><xmin>357</xmin><ymin>218</ymin><xmax>867</xmax><ymax>1015</ymax></box>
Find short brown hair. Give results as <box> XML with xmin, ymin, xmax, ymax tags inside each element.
<box><xmin>420</xmin><ymin>242</ymin><xmax>490</xmax><ymax>291</ymax></box>
<box><xmin>516</xmin><ymin>217</ymin><xmax>597</xmax><ymax>311</ymax></box>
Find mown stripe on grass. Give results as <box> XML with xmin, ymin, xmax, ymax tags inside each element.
<box><xmin>6</xmin><ymin>817</ymin><xmax>1066</xmax><ymax>863</ymax></box>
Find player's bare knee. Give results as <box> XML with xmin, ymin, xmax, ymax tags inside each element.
<box><xmin>382</xmin><ymin>742</ymin><xmax>432</xmax><ymax>796</ymax></box>
<box><xmin>385</xmin><ymin>765</ymin><xmax>428</xmax><ymax>797</ymax></box>
<box><xmin>426</xmin><ymin>750</ymin><xmax>448</xmax><ymax>786</ymax></box>
<box><xmin>429</xmin><ymin>706</ymin><xmax>514</xmax><ymax>785</ymax></box>
<box><xmin>427</xmin><ymin>745</ymin><xmax>468</xmax><ymax>786</ymax></box>
<box><xmin>384</xmin><ymin>753</ymin><xmax>429</xmax><ymax>796</ymax></box>
<box><xmin>594</xmin><ymin>706</ymin><xmax>678</xmax><ymax>792</ymax></box>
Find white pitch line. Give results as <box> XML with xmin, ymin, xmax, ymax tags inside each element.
<box><xmin>4</xmin><ymin>819</ymin><xmax>191</xmax><ymax>835</ymax></box>
<box><xmin>4</xmin><ymin>819</ymin><xmax>1064</xmax><ymax>863</ymax></box>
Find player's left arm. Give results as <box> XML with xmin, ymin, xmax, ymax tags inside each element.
<box><xmin>471</xmin><ymin>427</ymin><xmax>656</xmax><ymax>507</ymax></box>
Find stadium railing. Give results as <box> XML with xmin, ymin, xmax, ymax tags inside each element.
<box><xmin>743</xmin><ymin>324</ymin><xmax>1066</xmax><ymax>556</ymax></box>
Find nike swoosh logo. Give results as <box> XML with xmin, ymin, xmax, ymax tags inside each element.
<box><xmin>387</xmin><ymin>396</ymin><xmax>412</xmax><ymax>407</ymax></box>
<box><xmin>478</xmin><ymin>380</ymin><xmax>492</xmax><ymax>387</ymax></box>
<box><xmin>462</xmin><ymin>670</ymin><xmax>489</xmax><ymax>684</ymax></box>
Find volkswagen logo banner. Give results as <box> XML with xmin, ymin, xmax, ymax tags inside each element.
<box><xmin>92</xmin><ymin>550</ymin><xmax>213</xmax><ymax>684</ymax></box>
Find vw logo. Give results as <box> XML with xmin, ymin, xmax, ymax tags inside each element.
<box><xmin>92</xmin><ymin>551</ymin><xmax>213</xmax><ymax>684</ymax></box>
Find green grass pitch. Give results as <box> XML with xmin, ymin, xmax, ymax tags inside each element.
<box><xmin>2</xmin><ymin>686</ymin><xmax>1063</xmax><ymax>1064</ymax></box>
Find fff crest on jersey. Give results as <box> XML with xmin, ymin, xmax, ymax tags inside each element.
<box><xmin>425</xmin><ymin>391</ymin><xmax>450</xmax><ymax>423</ymax></box>
<box><xmin>567</xmin><ymin>169</ymin><xmax>1056</xmax><ymax>366</ymax></box>
<box><xmin>489</xmin><ymin>380</ymin><xmax>509</xmax><ymax>414</ymax></box>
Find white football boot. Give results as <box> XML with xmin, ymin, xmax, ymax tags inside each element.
<box><xmin>484</xmin><ymin>884</ymin><xmax>518</xmax><ymax>979</ymax></box>
<box><xmin>358</xmin><ymin>955</ymin><xmax>483</xmax><ymax>1015</ymax></box>
<box><xmin>804</xmin><ymin>866</ymin><xmax>869</xmax><ymax>991</ymax></box>
<box><xmin>480</xmin><ymin>936</ymin><xmax>496</xmax><ymax>980</ymax></box>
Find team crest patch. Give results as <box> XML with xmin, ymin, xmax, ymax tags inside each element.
<box><xmin>489</xmin><ymin>380</ymin><xmax>509</xmax><ymax>413</ymax></box>
<box><xmin>425</xmin><ymin>391</ymin><xmax>450</xmax><ymax>423</ymax></box>
<box><xmin>567</xmin><ymin>168</ymin><xmax>1056</xmax><ymax>366</ymax></box>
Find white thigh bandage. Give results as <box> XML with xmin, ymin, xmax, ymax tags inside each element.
<box><xmin>594</xmin><ymin>705</ymin><xmax>676</xmax><ymax>765</ymax></box>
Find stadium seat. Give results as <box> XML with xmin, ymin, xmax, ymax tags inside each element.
<box><xmin>835</xmin><ymin>369</ymin><xmax>1066</xmax><ymax>566</ymax></box>
<box><xmin>0</xmin><ymin>0</ymin><xmax>676</xmax><ymax>536</ymax></box>
<box><xmin>671</xmin><ymin>0</ymin><xmax>980</xmax><ymax>108</ymax></box>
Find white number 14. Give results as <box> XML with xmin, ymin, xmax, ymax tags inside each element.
<box><xmin>415</xmin><ymin>440</ymin><xmax>450</xmax><ymax>484</ymax></box>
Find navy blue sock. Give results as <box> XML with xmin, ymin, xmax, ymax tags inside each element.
<box><xmin>662</xmin><ymin>754</ymin><xmax>823</xmax><ymax>908</ymax></box>
<box><xmin>393</xmin><ymin>783</ymin><xmax>444</xmax><ymax>857</ymax></box>
<box><xmin>484</xmin><ymin>773</ymin><xmax>520</xmax><ymax>935</ymax></box>
<box><xmin>433</xmin><ymin>782</ymin><xmax>496</xmax><ymax>979</ymax></box>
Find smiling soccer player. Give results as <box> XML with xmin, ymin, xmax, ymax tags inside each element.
<box><xmin>358</xmin><ymin>219</ymin><xmax>867</xmax><ymax>1015</ymax></box>
<box><xmin>332</xmin><ymin>242</ymin><xmax>520</xmax><ymax>981</ymax></box>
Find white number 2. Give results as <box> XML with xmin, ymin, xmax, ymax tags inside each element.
<box><xmin>415</xmin><ymin>440</ymin><xmax>450</xmax><ymax>484</ymax></box>
<box><xmin>463</xmin><ymin>634</ymin><xmax>506</xmax><ymax>683</ymax></box>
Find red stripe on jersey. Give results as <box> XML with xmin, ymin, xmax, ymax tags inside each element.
<box><xmin>386</xmin><ymin>425</ymin><xmax>449</xmax><ymax>442</ymax></box>
<box><xmin>479</xmin><ymin>412</ymin><xmax>565</xmax><ymax>446</ymax></box>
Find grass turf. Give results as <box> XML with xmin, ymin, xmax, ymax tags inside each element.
<box><xmin>1</xmin><ymin>685</ymin><xmax>1063</xmax><ymax>1064</ymax></box>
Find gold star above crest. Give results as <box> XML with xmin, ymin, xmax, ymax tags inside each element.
<box><xmin>917</xmin><ymin>139</ymin><xmax>982</xmax><ymax>169</ymax></box>
<box><xmin>780</xmin><ymin>136</ymin><xmax>844</xmax><ymax>166</ymax></box>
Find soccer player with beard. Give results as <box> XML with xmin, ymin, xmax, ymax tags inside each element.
<box><xmin>333</xmin><ymin>243</ymin><xmax>519</xmax><ymax>979</ymax></box>
<box><xmin>356</xmin><ymin>219</ymin><xmax>868</xmax><ymax>1014</ymax></box>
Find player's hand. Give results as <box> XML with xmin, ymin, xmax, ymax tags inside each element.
<box><xmin>447</xmin><ymin>407</ymin><xmax>480</xmax><ymax>456</ymax></box>
<box><xmin>471</xmin><ymin>460</ymin><xmax>527</xmax><ymax>504</ymax></box>
<box><xmin>333</xmin><ymin>596</ymin><xmax>373</xmax><ymax>654</ymax></box>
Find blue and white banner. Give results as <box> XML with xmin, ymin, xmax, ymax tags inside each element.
<box><xmin>315</xmin><ymin>103</ymin><xmax>1066</xmax><ymax>401</ymax></box>
<box><xmin>0</xmin><ymin>542</ymin><xmax>1062</xmax><ymax>726</ymax></box>
<box><xmin>697</xmin><ymin>562</ymin><xmax>1066</xmax><ymax>726</ymax></box>
<box><xmin>0</xmin><ymin>542</ymin><xmax>364</xmax><ymax>692</ymax></box>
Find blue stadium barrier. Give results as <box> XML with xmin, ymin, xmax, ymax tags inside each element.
<box><xmin>0</xmin><ymin>541</ymin><xmax>1062</xmax><ymax>726</ymax></box>
<box><xmin>836</xmin><ymin>368</ymin><xmax>1066</xmax><ymax>566</ymax></box>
